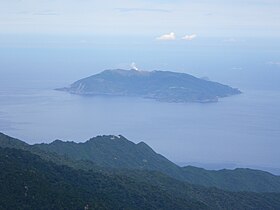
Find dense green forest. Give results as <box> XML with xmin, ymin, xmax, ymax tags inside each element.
<box><xmin>33</xmin><ymin>134</ymin><xmax>280</xmax><ymax>193</ymax></box>
<box><xmin>1</xmin><ymin>132</ymin><xmax>280</xmax><ymax>209</ymax></box>
<box><xmin>0</xmin><ymin>147</ymin><xmax>206</xmax><ymax>210</ymax></box>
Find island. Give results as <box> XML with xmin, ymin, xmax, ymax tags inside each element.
<box><xmin>57</xmin><ymin>69</ymin><xmax>241</xmax><ymax>103</ymax></box>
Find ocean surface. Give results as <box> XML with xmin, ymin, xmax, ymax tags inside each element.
<box><xmin>1</xmin><ymin>87</ymin><xmax>280</xmax><ymax>174</ymax></box>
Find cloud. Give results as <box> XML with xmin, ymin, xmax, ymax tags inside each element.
<box><xmin>156</xmin><ymin>32</ymin><xmax>176</xmax><ymax>40</ymax></box>
<box><xmin>231</xmin><ymin>67</ymin><xmax>243</xmax><ymax>70</ymax></box>
<box><xmin>17</xmin><ymin>10</ymin><xmax>59</xmax><ymax>16</ymax></box>
<box><xmin>32</xmin><ymin>10</ymin><xmax>59</xmax><ymax>16</ymax></box>
<box><xmin>268</xmin><ymin>61</ymin><xmax>280</xmax><ymax>67</ymax></box>
<box><xmin>223</xmin><ymin>38</ymin><xmax>238</xmax><ymax>43</ymax></box>
<box><xmin>117</xmin><ymin>8</ymin><xmax>170</xmax><ymax>13</ymax></box>
<box><xmin>130</xmin><ymin>62</ymin><xmax>139</xmax><ymax>71</ymax></box>
<box><xmin>182</xmin><ymin>34</ymin><xmax>197</xmax><ymax>41</ymax></box>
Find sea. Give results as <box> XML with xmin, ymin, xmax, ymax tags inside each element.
<box><xmin>0</xmin><ymin>86</ymin><xmax>280</xmax><ymax>174</ymax></box>
<box><xmin>0</xmin><ymin>42</ymin><xmax>280</xmax><ymax>174</ymax></box>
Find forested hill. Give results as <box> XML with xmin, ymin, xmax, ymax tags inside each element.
<box><xmin>2</xmin><ymin>146</ymin><xmax>280</xmax><ymax>209</ymax></box>
<box><xmin>33</xmin><ymin>134</ymin><xmax>280</xmax><ymax>193</ymax></box>
<box><xmin>57</xmin><ymin>69</ymin><xmax>241</xmax><ymax>103</ymax></box>
<box><xmin>1</xmin><ymin>132</ymin><xmax>280</xmax><ymax>193</ymax></box>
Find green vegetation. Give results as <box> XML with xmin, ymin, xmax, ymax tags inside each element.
<box><xmin>2</xmin><ymin>146</ymin><xmax>280</xmax><ymax>209</ymax></box>
<box><xmin>2</xmin><ymin>132</ymin><xmax>280</xmax><ymax>209</ymax></box>
<box><xmin>32</xmin><ymin>134</ymin><xmax>280</xmax><ymax>193</ymax></box>
<box><xmin>183</xmin><ymin>166</ymin><xmax>280</xmax><ymax>193</ymax></box>
<box><xmin>34</xmin><ymin>135</ymin><xmax>185</xmax><ymax>179</ymax></box>
<box><xmin>58</xmin><ymin>69</ymin><xmax>241</xmax><ymax>103</ymax></box>
<box><xmin>0</xmin><ymin>147</ymin><xmax>206</xmax><ymax>210</ymax></box>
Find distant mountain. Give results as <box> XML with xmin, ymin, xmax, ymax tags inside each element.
<box><xmin>1</xmin><ymin>135</ymin><xmax>280</xmax><ymax>210</ymax></box>
<box><xmin>183</xmin><ymin>166</ymin><xmax>280</xmax><ymax>193</ymax></box>
<box><xmin>57</xmin><ymin>69</ymin><xmax>241</xmax><ymax>103</ymax></box>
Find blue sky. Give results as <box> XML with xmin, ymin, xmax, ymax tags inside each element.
<box><xmin>1</xmin><ymin>0</ymin><xmax>280</xmax><ymax>37</ymax></box>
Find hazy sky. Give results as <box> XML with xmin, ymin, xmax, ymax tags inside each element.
<box><xmin>0</xmin><ymin>0</ymin><xmax>280</xmax><ymax>91</ymax></box>
<box><xmin>1</xmin><ymin>0</ymin><xmax>280</xmax><ymax>37</ymax></box>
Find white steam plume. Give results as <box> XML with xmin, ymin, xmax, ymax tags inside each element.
<box><xmin>131</xmin><ymin>62</ymin><xmax>139</xmax><ymax>71</ymax></box>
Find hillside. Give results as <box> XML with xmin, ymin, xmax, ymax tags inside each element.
<box><xmin>57</xmin><ymin>69</ymin><xmax>241</xmax><ymax>103</ymax></box>
<box><xmin>2</xmin><ymin>144</ymin><xmax>280</xmax><ymax>209</ymax></box>
<box><xmin>0</xmin><ymin>147</ymin><xmax>205</xmax><ymax>210</ymax></box>
<box><xmin>183</xmin><ymin>166</ymin><xmax>280</xmax><ymax>192</ymax></box>
<box><xmin>33</xmin><ymin>135</ymin><xmax>186</xmax><ymax>180</ymax></box>
<box><xmin>2</xmin><ymin>132</ymin><xmax>280</xmax><ymax>193</ymax></box>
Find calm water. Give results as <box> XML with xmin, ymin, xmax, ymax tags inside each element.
<box><xmin>0</xmin><ymin>88</ymin><xmax>280</xmax><ymax>174</ymax></box>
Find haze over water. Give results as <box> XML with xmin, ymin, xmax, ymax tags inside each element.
<box><xmin>1</xmin><ymin>0</ymin><xmax>280</xmax><ymax>174</ymax></box>
<box><xmin>1</xmin><ymin>50</ymin><xmax>280</xmax><ymax>174</ymax></box>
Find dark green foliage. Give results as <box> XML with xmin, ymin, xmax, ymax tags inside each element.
<box><xmin>183</xmin><ymin>166</ymin><xmax>280</xmax><ymax>193</ymax></box>
<box><xmin>32</xmin><ymin>134</ymin><xmax>280</xmax><ymax>193</ymax></box>
<box><xmin>0</xmin><ymin>132</ymin><xmax>105</xmax><ymax>171</ymax></box>
<box><xmin>0</xmin><ymin>147</ymin><xmax>206</xmax><ymax>210</ymax></box>
<box><xmin>34</xmin><ymin>135</ymin><xmax>185</xmax><ymax>180</ymax></box>
<box><xmin>114</xmin><ymin>169</ymin><xmax>280</xmax><ymax>210</ymax></box>
<box><xmin>1</xmin><ymin>147</ymin><xmax>280</xmax><ymax>210</ymax></box>
<box><xmin>2</xmin><ymin>132</ymin><xmax>280</xmax><ymax>209</ymax></box>
<box><xmin>58</xmin><ymin>69</ymin><xmax>241</xmax><ymax>103</ymax></box>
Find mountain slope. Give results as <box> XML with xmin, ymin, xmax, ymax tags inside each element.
<box><xmin>33</xmin><ymin>135</ymin><xmax>186</xmax><ymax>180</ymax></box>
<box><xmin>2</xmin><ymin>132</ymin><xmax>280</xmax><ymax>193</ymax></box>
<box><xmin>58</xmin><ymin>69</ymin><xmax>241</xmax><ymax>103</ymax></box>
<box><xmin>0</xmin><ymin>132</ymin><xmax>103</xmax><ymax>172</ymax></box>
<box><xmin>183</xmin><ymin>166</ymin><xmax>280</xmax><ymax>192</ymax></box>
<box><xmin>32</xmin><ymin>134</ymin><xmax>280</xmax><ymax>193</ymax></box>
<box><xmin>2</xmin><ymin>146</ymin><xmax>280</xmax><ymax>209</ymax></box>
<box><xmin>0</xmin><ymin>147</ymin><xmax>206</xmax><ymax>210</ymax></box>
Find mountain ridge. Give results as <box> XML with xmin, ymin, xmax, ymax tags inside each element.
<box><xmin>33</xmin><ymin>134</ymin><xmax>280</xmax><ymax>193</ymax></box>
<box><xmin>2</xmin><ymin>132</ymin><xmax>280</xmax><ymax>193</ymax></box>
<box><xmin>2</xmin><ymin>133</ymin><xmax>280</xmax><ymax>209</ymax></box>
<box><xmin>34</xmin><ymin>135</ymin><xmax>185</xmax><ymax>179</ymax></box>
